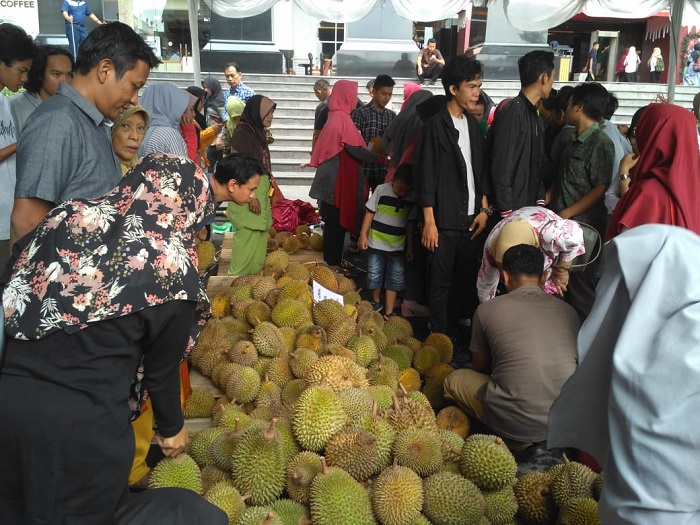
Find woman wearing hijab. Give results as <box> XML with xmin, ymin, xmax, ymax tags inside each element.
<box><xmin>614</xmin><ymin>47</ymin><xmax>629</xmax><ymax>81</ymax></box>
<box><xmin>607</xmin><ymin>103</ymin><xmax>700</xmax><ymax>240</ymax></box>
<box><xmin>139</xmin><ymin>83</ymin><xmax>195</xmax><ymax>158</ymax></box>
<box><xmin>201</xmin><ymin>75</ymin><xmax>225</xmax><ymax>125</ymax></box>
<box><xmin>683</xmin><ymin>42</ymin><xmax>700</xmax><ymax>86</ymax></box>
<box><xmin>401</xmin><ymin>82</ymin><xmax>422</xmax><ymax>110</ymax></box>
<box><xmin>548</xmin><ymin>224</ymin><xmax>700</xmax><ymax>525</ymax></box>
<box><xmin>647</xmin><ymin>47</ymin><xmax>664</xmax><ymax>83</ymax></box>
<box><xmin>111</xmin><ymin>104</ymin><xmax>149</xmax><ymax>176</ymax></box>
<box><xmin>223</xmin><ymin>96</ymin><xmax>246</xmax><ymax>154</ymax></box>
<box><xmin>0</xmin><ymin>154</ymin><xmax>230</xmax><ymax>524</ymax></box>
<box><xmin>184</xmin><ymin>86</ymin><xmax>222</xmax><ymax>170</ymax></box>
<box><xmin>225</xmin><ymin>95</ymin><xmax>281</xmax><ymax>275</ymax></box>
<box><xmin>623</xmin><ymin>46</ymin><xmax>640</xmax><ymax>82</ymax></box>
<box><xmin>308</xmin><ymin>80</ymin><xmax>388</xmax><ymax>267</ymax></box>
<box><xmin>383</xmin><ymin>89</ymin><xmax>433</xmax><ymax>182</ymax></box>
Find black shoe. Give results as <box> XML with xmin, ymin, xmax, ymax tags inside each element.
<box><xmin>513</xmin><ymin>441</ymin><xmax>548</xmax><ymax>463</ymax></box>
<box><xmin>428</xmin><ymin>79</ymin><xmax>436</xmax><ymax>86</ymax></box>
<box><xmin>370</xmin><ymin>301</ymin><xmax>384</xmax><ymax>313</ymax></box>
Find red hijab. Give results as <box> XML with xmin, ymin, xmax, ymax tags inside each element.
<box><xmin>402</xmin><ymin>82</ymin><xmax>422</xmax><ymax>110</ymax></box>
<box><xmin>309</xmin><ymin>80</ymin><xmax>365</xmax><ymax>167</ymax></box>
<box><xmin>607</xmin><ymin>103</ymin><xmax>700</xmax><ymax>240</ymax></box>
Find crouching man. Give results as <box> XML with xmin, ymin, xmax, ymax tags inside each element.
<box><xmin>444</xmin><ymin>244</ymin><xmax>578</xmax><ymax>451</ymax></box>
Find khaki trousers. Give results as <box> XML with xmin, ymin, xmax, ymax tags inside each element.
<box><xmin>443</xmin><ymin>368</ymin><xmax>490</xmax><ymax>420</ymax></box>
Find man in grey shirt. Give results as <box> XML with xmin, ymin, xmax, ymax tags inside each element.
<box><xmin>11</xmin><ymin>22</ymin><xmax>160</xmax><ymax>246</ymax></box>
<box><xmin>444</xmin><ymin>244</ymin><xmax>579</xmax><ymax>450</ymax></box>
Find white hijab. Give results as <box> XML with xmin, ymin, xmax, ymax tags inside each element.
<box><xmin>548</xmin><ymin>224</ymin><xmax>700</xmax><ymax>524</ymax></box>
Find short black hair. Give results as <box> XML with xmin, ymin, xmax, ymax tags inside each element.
<box><xmin>441</xmin><ymin>55</ymin><xmax>483</xmax><ymax>101</ymax></box>
<box><xmin>393</xmin><ymin>164</ymin><xmax>413</xmax><ymax>186</ymax></box>
<box><xmin>569</xmin><ymin>82</ymin><xmax>609</xmax><ymax>122</ymax></box>
<box><xmin>373</xmin><ymin>74</ymin><xmax>395</xmax><ymax>91</ymax></box>
<box><xmin>604</xmin><ymin>92</ymin><xmax>619</xmax><ymax>120</ymax></box>
<box><xmin>427</xmin><ymin>38</ymin><xmax>437</xmax><ymax>45</ymax></box>
<box><xmin>0</xmin><ymin>23</ymin><xmax>36</xmax><ymax>66</ymax></box>
<box><xmin>627</xmin><ymin>105</ymin><xmax>649</xmax><ymax>140</ymax></box>
<box><xmin>76</xmin><ymin>22</ymin><xmax>160</xmax><ymax>78</ymax></box>
<box><xmin>592</xmin><ymin>41</ymin><xmax>599</xmax><ymax>46</ymax></box>
<box><xmin>24</xmin><ymin>46</ymin><xmax>74</xmax><ymax>94</ymax></box>
<box><xmin>518</xmin><ymin>50</ymin><xmax>555</xmax><ymax>88</ymax></box>
<box><xmin>314</xmin><ymin>79</ymin><xmax>330</xmax><ymax>91</ymax></box>
<box><xmin>502</xmin><ymin>244</ymin><xmax>544</xmax><ymax>279</ymax></box>
<box><xmin>224</xmin><ymin>61</ymin><xmax>241</xmax><ymax>72</ymax></box>
<box><xmin>214</xmin><ymin>153</ymin><xmax>265</xmax><ymax>185</ymax></box>
<box><xmin>542</xmin><ymin>85</ymin><xmax>573</xmax><ymax>113</ymax></box>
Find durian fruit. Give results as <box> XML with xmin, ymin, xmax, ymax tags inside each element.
<box><xmin>275</xmin><ymin>231</ymin><xmax>293</xmax><ymax>244</ymax></box>
<box><xmin>460</xmin><ymin>434</ymin><xmax>518</xmax><ymax>491</ymax></box>
<box><xmin>296</xmin><ymin>233</ymin><xmax>311</xmax><ymax>250</ymax></box>
<box><xmin>264</xmin><ymin>250</ymin><xmax>289</xmax><ymax>276</ymax></box>
<box><xmin>148</xmin><ymin>454</ymin><xmax>203</xmax><ymax>494</ymax></box>
<box><xmin>422</xmin><ymin>471</ymin><xmax>486</xmax><ymax>525</ymax></box>
<box><xmin>413</xmin><ymin>345</ymin><xmax>442</xmax><ymax>374</ymax></box>
<box><xmin>283</xmin><ymin>236</ymin><xmax>302</xmax><ymax>254</ymax></box>
<box><xmin>384</xmin><ymin>315</ymin><xmax>414</xmax><ymax>339</ymax></box>
<box><xmin>312</xmin><ymin>299</ymin><xmax>346</xmax><ymax>329</ymax></box>
<box><xmin>278</xmin><ymin>326</ymin><xmax>297</xmax><ymax>352</ymax></box>
<box><xmin>304</xmin><ymin>354</ymin><xmax>369</xmax><ymax>392</ymax></box>
<box><xmin>326</xmin><ymin>315</ymin><xmax>357</xmax><ymax>347</ymax></box>
<box><xmin>592</xmin><ymin>473</ymin><xmax>603</xmax><ymax>501</ymax></box>
<box><xmin>367</xmin><ymin>355</ymin><xmax>399</xmax><ymax>389</ymax></box>
<box><xmin>372</xmin><ymin>462</ymin><xmax>424</xmax><ymax>525</ymax></box>
<box><xmin>200</xmin><ymin>465</ymin><xmax>231</xmax><ymax>493</ymax></box>
<box><xmin>556</xmin><ymin>498</ymin><xmax>601</xmax><ymax>525</ymax></box>
<box><xmin>398</xmin><ymin>367</ymin><xmax>422</xmax><ymax>392</ymax></box>
<box><xmin>252</xmin><ymin>276</ymin><xmax>278</xmax><ymax>301</ymax></box>
<box><xmin>400</xmin><ymin>336</ymin><xmax>423</xmax><ymax>353</ymax></box>
<box><xmin>285</xmin><ymin>451</ymin><xmax>323</xmax><ymax>505</ymax></box>
<box><xmin>336</xmin><ymin>275</ymin><xmax>357</xmax><ymax>293</ymax></box>
<box><xmin>423</xmin><ymin>332</ymin><xmax>454</xmax><ymax>363</ymax></box>
<box><xmin>289</xmin><ymin>348</ymin><xmax>319</xmax><ymax>379</ymax></box>
<box><xmin>197</xmin><ymin>240</ymin><xmax>217</xmax><ymax>272</ymax></box>
<box><xmin>275</xmin><ymin>417</ymin><xmax>302</xmax><ymax>463</ymax></box>
<box><xmin>389</xmin><ymin>395</ymin><xmax>438</xmax><ymax>432</ymax></box>
<box><xmin>359</xmin><ymin>400</ymin><xmax>397</xmax><ymax>473</ymax></box>
<box><xmin>436</xmin><ymin>428</ymin><xmax>464</xmax><ymax>473</ymax></box>
<box><xmin>221</xmin><ymin>316</ymin><xmax>251</xmax><ymax>335</ymax></box>
<box><xmin>210</xmin><ymin>430</ymin><xmax>244</xmax><ymax>472</ymax></box>
<box><xmin>189</xmin><ymin>427</ymin><xmax>225</xmax><ymax>467</ymax></box>
<box><xmin>279</xmin><ymin>280</ymin><xmax>313</xmax><ymax>308</ymax></box>
<box><xmin>229</xmin><ymin>283</ymin><xmax>254</xmax><ymax>301</ymax></box>
<box><xmin>292</xmin><ymin>385</ymin><xmax>348</xmax><ymax>452</ymax></box>
<box><xmin>550</xmin><ymin>456</ymin><xmax>597</xmax><ymax>508</ymax></box>
<box><xmin>284</xmin><ymin>263</ymin><xmax>311</xmax><ymax>282</ymax></box>
<box><xmin>296</xmin><ymin>224</ymin><xmax>312</xmax><ymax>236</ymax></box>
<box><xmin>269</xmin><ymin>226</ymin><xmax>278</xmax><ymax>237</ymax></box>
<box><xmin>295</xmin><ymin>325</ymin><xmax>327</xmax><ymax>354</ymax></box>
<box><xmin>281</xmin><ymin>378</ymin><xmax>306</xmax><ymax>407</ymax></box>
<box><xmin>348</xmin><ymin>334</ymin><xmax>379</xmax><ymax>367</ymax></box>
<box><xmin>309</xmin><ymin>457</ymin><xmax>377</xmax><ymax>525</ymax></box>
<box><xmin>336</xmin><ymin>387</ymin><xmax>374</xmax><ymax>423</ymax></box>
<box><xmin>271</xmin><ymin>299</ymin><xmax>313</xmax><ymax>329</ymax></box>
<box><xmin>393</xmin><ymin>427</ymin><xmax>443</xmax><ymax>477</ymax></box>
<box><xmin>483</xmin><ymin>486</ymin><xmax>519</xmax><ymax>525</ymax></box>
<box><xmin>214</xmin><ymin>403</ymin><xmax>251</xmax><ymax>430</ymax></box>
<box><xmin>324</xmin><ymin>426</ymin><xmax>379</xmax><ymax>482</ymax></box>
<box><xmin>204</xmin><ymin>482</ymin><xmax>247</xmax><ymax>524</ymax></box>
<box><xmin>256</xmin><ymin>376</ymin><xmax>283</xmax><ymax>414</ymax></box>
<box><xmin>366</xmin><ymin>324</ymin><xmax>389</xmax><ymax>352</ymax></box>
<box><xmin>266</xmin><ymin>357</ymin><xmax>294</xmax><ymax>388</ymax></box>
<box><xmin>513</xmin><ymin>471</ymin><xmax>557</xmax><ymax>525</ymax></box>
<box><xmin>238</xmin><ymin>507</ymin><xmax>284</xmax><ymax>525</ymax></box>
<box><xmin>309</xmin><ymin>265</ymin><xmax>339</xmax><ymax>293</ymax></box>
<box><xmin>383</xmin><ymin>344</ymin><xmax>414</xmax><ymax>370</ymax></box>
<box><xmin>267</xmin><ymin>237</ymin><xmax>279</xmax><ymax>252</ymax></box>
<box><xmin>367</xmin><ymin>384</ymin><xmax>394</xmax><ymax>410</ymax></box>
<box><xmin>230</xmin><ymin>419</ymin><xmax>286</xmax><ymax>506</ymax></box>
<box><xmin>269</xmin><ymin>498</ymin><xmax>311</xmax><ymax>525</ymax></box>
<box><xmin>436</xmin><ymin>406</ymin><xmax>470</xmax><ymax>438</ymax></box>
<box><xmin>246</xmin><ymin>300</ymin><xmax>272</xmax><ymax>326</ymax></box>
<box><xmin>309</xmin><ymin>232</ymin><xmax>324</xmax><ymax>251</ymax></box>
<box><xmin>225</xmin><ymin>364</ymin><xmax>261</xmax><ymax>403</ymax></box>
<box><xmin>343</xmin><ymin>290</ymin><xmax>362</xmax><ymax>306</ymax></box>
<box><xmin>227</xmin><ymin>340</ymin><xmax>259</xmax><ymax>367</ymax></box>
<box><xmin>210</xmin><ymin>293</ymin><xmax>231</xmax><ymax>318</ymax></box>
<box><xmin>251</xmin><ymin>321</ymin><xmax>286</xmax><ymax>357</ymax></box>
<box><xmin>183</xmin><ymin>389</ymin><xmax>216</xmax><ymax>419</ymax></box>
<box><xmin>231</xmin><ymin>298</ymin><xmax>255</xmax><ymax>319</ymax></box>
<box><xmin>326</xmin><ymin>342</ymin><xmax>357</xmax><ymax>362</ymax></box>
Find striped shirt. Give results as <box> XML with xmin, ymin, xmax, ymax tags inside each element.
<box><xmin>366</xmin><ymin>183</ymin><xmax>413</xmax><ymax>254</ymax></box>
<box><xmin>140</xmin><ymin>127</ymin><xmax>188</xmax><ymax>157</ymax></box>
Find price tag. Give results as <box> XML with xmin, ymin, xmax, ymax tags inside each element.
<box><xmin>312</xmin><ymin>280</ymin><xmax>344</xmax><ymax>305</ymax></box>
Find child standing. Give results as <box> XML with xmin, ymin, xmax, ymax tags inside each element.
<box><xmin>359</xmin><ymin>164</ymin><xmax>414</xmax><ymax>315</ymax></box>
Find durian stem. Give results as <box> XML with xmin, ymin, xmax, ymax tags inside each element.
<box><xmin>320</xmin><ymin>456</ymin><xmax>330</xmax><ymax>475</ymax></box>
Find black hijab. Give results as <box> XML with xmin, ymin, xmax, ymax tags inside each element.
<box><xmin>202</xmin><ymin>76</ymin><xmax>224</xmax><ymax>110</ymax></box>
<box><xmin>230</xmin><ymin>95</ymin><xmax>276</xmax><ymax>174</ymax></box>
<box><xmin>383</xmin><ymin>89</ymin><xmax>433</xmax><ymax>167</ymax></box>
<box><xmin>186</xmin><ymin>85</ymin><xmax>207</xmax><ymax>130</ymax></box>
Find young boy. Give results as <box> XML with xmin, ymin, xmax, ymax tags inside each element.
<box><xmin>359</xmin><ymin>164</ymin><xmax>414</xmax><ymax>315</ymax></box>
<box><xmin>0</xmin><ymin>23</ymin><xmax>35</xmax><ymax>271</ymax></box>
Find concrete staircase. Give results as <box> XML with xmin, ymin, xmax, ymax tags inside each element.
<box><xmin>147</xmin><ymin>71</ymin><xmax>699</xmax><ymax>201</ymax></box>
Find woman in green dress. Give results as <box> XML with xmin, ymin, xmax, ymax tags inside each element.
<box><xmin>226</xmin><ymin>95</ymin><xmax>279</xmax><ymax>275</ymax></box>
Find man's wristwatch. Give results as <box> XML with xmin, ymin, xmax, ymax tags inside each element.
<box><xmin>618</xmin><ymin>173</ymin><xmax>630</xmax><ymax>181</ymax></box>
<box><xmin>479</xmin><ymin>207</ymin><xmax>494</xmax><ymax>217</ymax></box>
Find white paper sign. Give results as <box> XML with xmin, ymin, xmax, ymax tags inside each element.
<box><xmin>312</xmin><ymin>280</ymin><xmax>344</xmax><ymax>306</ymax></box>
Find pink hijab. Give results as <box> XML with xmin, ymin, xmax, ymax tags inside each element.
<box><xmin>402</xmin><ymin>83</ymin><xmax>422</xmax><ymax>110</ymax></box>
<box><xmin>310</xmin><ymin>80</ymin><xmax>366</xmax><ymax>167</ymax></box>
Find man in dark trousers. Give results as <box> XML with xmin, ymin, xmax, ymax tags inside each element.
<box><xmin>486</xmin><ymin>50</ymin><xmax>554</xmax><ymax>219</ymax></box>
<box><xmin>414</xmin><ymin>55</ymin><xmax>492</xmax><ymax>352</ymax></box>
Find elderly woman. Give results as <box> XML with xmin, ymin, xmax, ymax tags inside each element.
<box><xmin>111</xmin><ymin>104</ymin><xmax>149</xmax><ymax>176</ymax></box>
<box><xmin>477</xmin><ymin>206</ymin><xmax>585</xmax><ymax>303</ymax></box>
<box><xmin>0</xmin><ymin>154</ymin><xmax>261</xmax><ymax>524</ymax></box>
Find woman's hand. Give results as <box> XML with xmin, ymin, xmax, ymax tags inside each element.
<box><xmin>249</xmin><ymin>198</ymin><xmax>261</xmax><ymax>214</ymax></box>
<box><xmin>619</xmin><ymin>153</ymin><xmax>639</xmax><ymax>176</ymax></box>
<box><xmin>551</xmin><ymin>267</ymin><xmax>570</xmax><ymax>296</ymax></box>
<box><xmin>156</xmin><ymin>426</ymin><xmax>189</xmax><ymax>458</ymax></box>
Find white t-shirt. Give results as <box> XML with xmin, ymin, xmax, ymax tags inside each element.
<box><xmin>0</xmin><ymin>95</ymin><xmax>17</xmax><ymax>240</ymax></box>
<box><xmin>451</xmin><ymin>114</ymin><xmax>476</xmax><ymax>216</ymax></box>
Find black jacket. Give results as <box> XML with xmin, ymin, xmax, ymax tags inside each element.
<box><xmin>414</xmin><ymin>104</ymin><xmax>488</xmax><ymax>231</ymax></box>
<box><xmin>485</xmin><ymin>93</ymin><xmax>546</xmax><ymax>213</ymax></box>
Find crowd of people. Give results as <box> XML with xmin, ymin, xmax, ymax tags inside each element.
<box><xmin>1</xmin><ymin>18</ymin><xmax>700</xmax><ymax>524</ymax></box>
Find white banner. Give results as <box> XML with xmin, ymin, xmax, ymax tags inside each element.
<box><xmin>0</xmin><ymin>0</ymin><xmax>40</xmax><ymax>37</ymax></box>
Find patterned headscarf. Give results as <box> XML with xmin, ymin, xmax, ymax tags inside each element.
<box><xmin>3</xmin><ymin>153</ymin><xmax>215</xmax><ymax>341</ymax></box>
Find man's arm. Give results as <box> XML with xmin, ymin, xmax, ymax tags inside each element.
<box><xmin>0</xmin><ymin>143</ymin><xmax>16</xmax><ymax>161</ymax></box>
<box><xmin>416</xmin><ymin>51</ymin><xmax>423</xmax><ymax>73</ymax></box>
<box><xmin>559</xmin><ymin>184</ymin><xmax>607</xmax><ymax>219</ymax></box>
<box><xmin>469</xmin><ymin>311</ymin><xmax>492</xmax><ymax>373</ymax></box>
<box><xmin>434</xmin><ymin>50</ymin><xmax>446</xmax><ymax>65</ymax></box>
<box><xmin>10</xmin><ymin>198</ymin><xmax>53</xmax><ymax>247</ymax></box>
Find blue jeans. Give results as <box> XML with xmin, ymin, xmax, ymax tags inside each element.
<box><xmin>366</xmin><ymin>251</ymin><xmax>404</xmax><ymax>292</ymax></box>
<box><xmin>66</xmin><ymin>23</ymin><xmax>88</xmax><ymax>57</ymax></box>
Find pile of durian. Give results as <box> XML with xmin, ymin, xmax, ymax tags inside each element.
<box><xmin>265</xmin><ymin>225</ymin><xmax>324</xmax><ymax>255</ymax></box>
<box><xmin>149</xmin><ymin>249</ymin><xmax>603</xmax><ymax>525</ymax></box>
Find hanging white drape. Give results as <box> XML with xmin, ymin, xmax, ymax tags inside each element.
<box><xmin>391</xmin><ymin>0</ymin><xmax>472</xmax><ymax>21</ymax></box>
<box><xmin>202</xmin><ymin>0</ymin><xmax>278</xmax><ymax>19</ymax></box>
<box><xmin>294</xmin><ymin>0</ymin><xmax>383</xmax><ymax>22</ymax></box>
<box><xmin>583</xmin><ymin>0</ymin><xmax>670</xmax><ymax>19</ymax></box>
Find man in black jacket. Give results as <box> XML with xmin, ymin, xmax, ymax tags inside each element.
<box><xmin>486</xmin><ymin>50</ymin><xmax>554</xmax><ymax>218</ymax></box>
<box><xmin>414</xmin><ymin>55</ymin><xmax>492</xmax><ymax>342</ymax></box>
